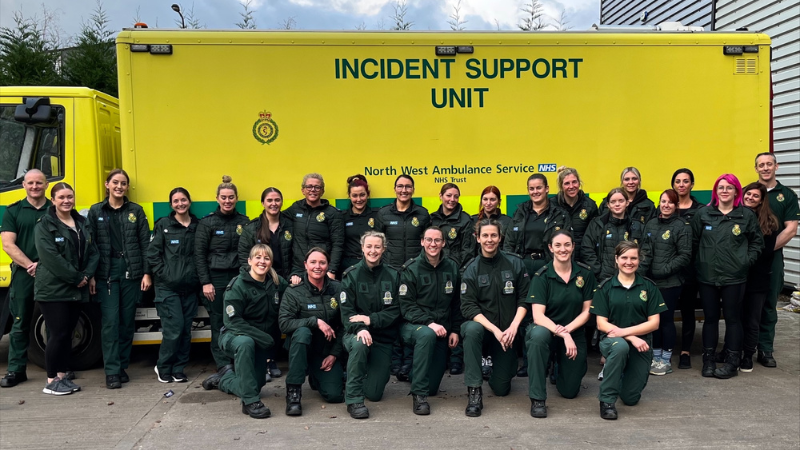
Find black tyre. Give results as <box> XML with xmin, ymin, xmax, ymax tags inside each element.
<box><xmin>27</xmin><ymin>302</ymin><xmax>103</xmax><ymax>371</ymax></box>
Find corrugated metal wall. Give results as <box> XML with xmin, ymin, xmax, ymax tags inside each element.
<box><xmin>600</xmin><ymin>0</ymin><xmax>714</xmax><ymax>29</ymax></box>
<box><xmin>600</xmin><ymin>0</ymin><xmax>800</xmax><ymax>288</ymax></box>
<box><xmin>715</xmin><ymin>0</ymin><xmax>800</xmax><ymax>289</ymax></box>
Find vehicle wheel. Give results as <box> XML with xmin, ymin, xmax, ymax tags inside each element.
<box><xmin>28</xmin><ymin>302</ymin><xmax>103</xmax><ymax>371</ymax></box>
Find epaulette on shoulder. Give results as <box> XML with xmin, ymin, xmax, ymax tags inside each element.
<box><xmin>342</xmin><ymin>265</ymin><xmax>357</xmax><ymax>279</ymax></box>
<box><xmin>534</xmin><ymin>264</ymin><xmax>549</xmax><ymax>276</ymax></box>
<box><xmin>596</xmin><ymin>277</ymin><xmax>611</xmax><ymax>289</ymax></box>
<box><xmin>203</xmin><ymin>211</ymin><xmax>216</xmax><ymax>218</ymax></box>
<box><xmin>7</xmin><ymin>199</ymin><xmax>22</xmax><ymax>208</ymax></box>
<box><xmin>225</xmin><ymin>275</ymin><xmax>239</xmax><ymax>290</ymax></box>
<box><xmin>641</xmin><ymin>275</ymin><xmax>657</xmax><ymax>286</ymax></box>
<box><xmin>462</xmin><ymin>255</ymin><xmax>477</xmax><ymax>269</ymax></box>
<box><xmin>575</xmin><ymin>261</ymin><xmax>592</xmax><ymax>271</ymax></box>
<box><xmin>400</xmin><ymin>258</ymin><xmax>416</xmax><ymax>271</ymax></box>
<box><xmin>503</xmin><ymin>251</ymin><xmax>523</xmax><ymax>259</ymax></box>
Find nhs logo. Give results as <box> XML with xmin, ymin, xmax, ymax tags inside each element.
<box><xmin>538</xmin><ymin>164</ymin><xmax>557</xmax><ymax>172</ymax></box>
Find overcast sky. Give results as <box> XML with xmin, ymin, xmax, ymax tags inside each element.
<box><xmin>0</xmin><ymin>0</ymin><xmax>601</xmax><ymax>42</ymax></box>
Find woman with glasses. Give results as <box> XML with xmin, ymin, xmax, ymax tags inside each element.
<box><xmin>284</xmin><ymin>173</ymin><xmax>345</xmax><ymax>281</ymax></box>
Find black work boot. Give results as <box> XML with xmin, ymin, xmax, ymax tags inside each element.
<box><xmin>106</xmin><ymin>374</ymin><xmax>121</xmax><ymax>389</ymax></box>
<box><xmin>347</xmin><ymin>402</ymin><xmax>369</xmax><ymax>419</ymax></box>
<box><xmin>202</xmin><ymin>364</ymin><xmax>233</xmax><ymax>390</ymax></box>
<box><xmin>714</xmin><ymin>350</ymin><xmax>740</xmax><ymax>379</ymax></box>
<box><xmin>285</xmin><ymin>384</ymin><xmax>302</xmax><ymax>416</ymax></box>
<box><xmin>0</xmin><ymin>371</ymin><xmax>28</xmax><ymax>388</ymax></box>
<box><xmin>530</xmin><ymin>398</ymin><xmax>547</xmax><ymax>418</ymax></box>
<box><xmin>739</xmin><ymin>351</ymin><xmax>754</xmax><ymax>373</ymax></box>
<box><xmin>701</xmin><ymin>348</ymin><xmax>716</xmax><ymax>377</ymax></box>
<box><xmin>600</xmin><ymin>402</ymin><xmax>618</xmax><ymax>420</ymax></box>
<box><xmin>242</xmin><ymin>400</ymin><xmax>271</xmax><ymax>419</ymax></box>
<box><xmin>465</xmin><ymin>386</ymin><xmax>483</xmax><ymax>417</ymax></box>
<box><xmin>449</xmin><ymin>361</ymin><xmax>464</xmax><ymax>375</ymax></box>
<box><xmin>396</xmin><ymin>364</ymin><xmax>411</xmax><ymax>382</ymax></box>
<box><xmin>412</xmin><ymin>394</ymin><xmax>430</xmax><ymax>415</ymax></box>
<box><xmin>757</xmin><ymin>351</ymin><xmax>776</xmax><ymax>368</ymax></box>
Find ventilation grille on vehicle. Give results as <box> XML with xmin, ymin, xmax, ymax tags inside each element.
<box><xmin>734</xmin><ymin>58</ymin><xmax>757</xmax><ymax>75</ymax></box>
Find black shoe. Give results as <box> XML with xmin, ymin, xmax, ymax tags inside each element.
<box><xmin>701</xmin><ymin>348</ymin><xmax>716</xmax><ymax>378</ymax></box>
<box><xmin>172</xmin><ymin>372</ymin><xmax>189</xmax><ymax>383</ymax></box>
<box><xmin>714</xmin><ymin>350</ymin><xmax>740</xmax><ymax>379</ymax></box>
<box><xmin>285</xmin><ymin>384</ymin><xmax>303</xmax><ymax>416</ymax></box>
<box><xmin>242</xmin><ymin>400</ymin><xmax>271</xmax><ymax>419</ymax></box>
<box><xmin>268</xmin><ymin>360</ymin><xmax>282</xmax><ymax>378</ymax></box>
<box><xmin>106</xmin><ymin>374</ymin><xmax>122</xmax><ymax>389</ymax></box>
<box><xmin>347</xmin><ymin>402</ymin><xmax>369</xmax><ymax>419</ymax></box>
<box><xmin>516</xmin><ymin>366</ymin><xmax>528</xmax><ymax>377</ymax></box>
<box><xmin>202</xmin><ymin>364</ymin><xmax>233</xmax><ymax>390</ymax></box>
<box><xmin>757</xmin><ymin>351</ymin><xmax>776</xmax><ymax>368</ymax></box>
<box><xmin>65</xmin><ymin>371</ymin><xmax>76</xmax><ymax>381</ymax></box>
<box><xmin>396</xmin><ymin>364</ymin><xmax>411</xmax><ymax>382</ymax></box>
<box><xmin>120</xmin><ymin>369</ymin><xmax>130</xmax><ymax>383</ymax></box>
<box><xmin>530</xmin><ymin>398</ymin><xmax>547</xmax><ymax>418</ymax></box>
<box><xmin>678</xmin><ymin>353</ymin><xmax>692</xmax><ymax>369</ymax></box>
<box><xmin>0</xmin><ymin>371</ymin><xmax>27</xmax><ymax>388</ymax></box>
<box><xmin>739</xmin><ymin>354</ymin><xmax>754</xmax><ymax>373</ymax></box>
<box><xmin>600</xmin><ymin>402</ymin><xmax>617</xmax><ymax>420</ymax></box>
<box><xmin>449</xmin><ymin>362</ymin><xmax>463</xmax><ymax>375</ymax></box>
<box><xmin>390</xmin><ymin>366</ymin><xmax>400</xmax><ymax>377</ymax></box>
<box><xmin>412</xmin><ymin>394</ymin><xmax>430</xmax><ymax>415</ymax></box>
<box><xmin>714</xmin><ymin>350</ymin><xmax>726</xmax><ymax>364</ymax></box>
<box><xmin>154</xmin><ymin>366</ymin><xmax>172</xmax><ymax>383</ymax></box>
<box><xmin>549</xmin><ymin>362</ymin><xmax>558</xmax><ymax>385</ymax></box>
<box><xmin>465</xmin><ymin>386</ymin><xmax>483</xmax><ymax>417</ymax></box>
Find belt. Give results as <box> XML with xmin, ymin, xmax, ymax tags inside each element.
<box><xmin>111</xmin><ymin>251</ymin><xmax>124</xmax><ymax>259</ymax></box>
<box><xmin>526</xmin><ymin>251</ymin><xmax>545</xmax><ymax>260</ymax></box>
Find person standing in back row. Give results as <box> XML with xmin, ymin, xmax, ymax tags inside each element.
<box><xmin>554</xmin><ymin>167</ymin><xmax>598</xmax><ymax>262</ymax></box>
<box><xmin>431</xmin><ymin>183</ymin><xmax>475</xmax><ymax>269</ymax></box>
<box><xmin>599</xmin><ymin>167</ymin><xmax>656</xmax><ymax>225</ymax></box>
<box><xmin>284</xmin><ymin>173</ymin><xmax>345</xmax><ymax>281</ymax></box>
<box><xmin>754</xmin><ymin>153</ymin><xmax>799</xmax><ymax>368</ymax></box>
<box><xmin>340</xmin><ymin>175</ymin><xmax>377</xmax><ymax>273</ymax></box>
<box><xmin>1</xmin><ymin>170</ymin><xmax>51</xmax><ymax>388</ymax></box>
<box><xmin>146</xmin><ymin>187</ymin><xmax>200</xmax><ymax>384</ymax></box>
<box><xmin>87</xmin><ymin>169</ymin><xmax>152</xmax><ymax>389</ymax></box>
<box><xmin>195</xmin><ymin>176</ymin><xmax>250</xmax><ymax>386</ymax></box>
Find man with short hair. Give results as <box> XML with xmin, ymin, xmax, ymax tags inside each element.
<box><xmin>754</xmin><ymin>153</ymin><xmax>799</xmax><ymax>368</ymax></box>
<box><xmin>1</xmin><ymin>170</ymin><xmax>51</xmax><ymax>387</ymax></box>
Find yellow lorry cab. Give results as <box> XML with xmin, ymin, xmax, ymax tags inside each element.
<box><xmin>1</xmin><ymin>28</ymin><xmax>771</xmax><ymax>368</ymax></box>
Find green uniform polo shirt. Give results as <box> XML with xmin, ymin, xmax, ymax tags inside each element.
<box><xmin>527</xmin><ymin>262</ymin><xmax>596</xmax><ymax>333</ymax></box>
<box><xmin>590</xmin><ymin>274</ymin><xmax>666</xmax><ymax>332</ymax></box>
<box><xmin>767</xmin><ymin>181</ymin><xmax>800</xmax><ymax>234</ymax></box>
<box><xmin>1</xmin><ymin>198</ymin><xmax>52</xmax><ymax>261</ymax></box>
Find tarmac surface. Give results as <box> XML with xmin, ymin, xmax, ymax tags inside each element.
<box><xmin>1</xmin><ymin>310</ymin><xmax>798</xmax><ymax>450</ymax></box>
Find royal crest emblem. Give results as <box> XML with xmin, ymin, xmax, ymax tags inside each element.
<box><xmin>411</xmin><ymin>217</ymin><xmax>420</xmax><ymax>227</ymax></box>
<box><xmin>732</xmin><ymin>224</ymin><xmax>741</xmax><ymax>236</ymax></box>
<box><xmin>662</xmin><ymin>230</ymin><xmax>671</xmax><ymax>240</ymax></box>
<box><xmin>368</xmin><ymin>218</ymin><xmax>375</xmax><ymax>228</ymax></box>
<box><xmin>383</xmin><ymin>291</ymin><xmax>393</xmax><ymax>305</ymax></box>
<box><xmin>579</xmin><ymin>209</ymin><xmax>588</xmax><ymax>220</ymax></box>
<box><xmin>640</xmin><ymin>290</ymin><xmax>647</xmax><ymax>301</ymax></box>
<box><xmin>128</xmin><ymin>213</ymin><xmax>136</xmax><ymax>223</ymax></box>
<box><xmin>236</xmin><ymin>224</ymin><xmax>243</xmax><ymax>235</ymax></box>
<box><xmin>252</xmin><ymin>110</ymin><xmax>279</xmax><ymax>145</ymax></box>
<box><xmin>316</xmin><ymin>212</ymin><xmax>325</xmax><ymax>222</ymax></box>
<box><xmin>448</xmin><ymin>227</ymin><xmax>457</xmax><ymax>239</ymax></box>
<box><xmin>445</xmin><ymin>280</ymin><xmax>453</xmax><ymax>294</ymax></box>
<box><xmin>576</xmin><ymin>276</ymin><xmax>585</xmax><ymax>288</ymax></box>
<box><xmin>777</xmin><ymin>193</ymin><xmax>785</xmax><ymax>202</ymax></box>
<box><xmin>330</xmin><ymin>297</ymin><xmax>338</xmax><ymax>309</ymax></box>
<box><xmin>284</xmin><ymin>230</ymin><xmax>292</xmax><ymax>241</ymax></box>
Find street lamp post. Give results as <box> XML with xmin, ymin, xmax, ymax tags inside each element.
<box><xmin>171</xmin><ymin>4</ymin><xmax>186</xmax><ymax>29</ymax></box>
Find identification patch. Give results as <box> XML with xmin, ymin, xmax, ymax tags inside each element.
<box><xmin>461</xmin><ymin>282</ymin><xmax>467</xmax><ymax>294</ymax></box>
<box><xmin>445</xmin><ymin>280</ymin><xmax>453</xmax><ymax>294</ymax></box>
<box><xmin>389</xmin><ymin>221</ymin><xmax>399</xmax><ymax>225</ymax></box>
<box><xmin>340</xmin><ymin>291</ymin><xmax>347</xmax><ymax>303</ymax></box>
<box><xmin>605</xmin><ymin>234</ymin><xmax>613</xmax><ymax>239</ymax></box>
<box><xmin>345</xmin><ymin>221</ymin><xmax>354</xmax><ymax>227</ymax></box>
<box><xmin>513</xmin><ymin>226</ymin><xmax>519</xmax><ymax>232</ymax></box>
<box><xmin>55</xmin><ymin>237</ymin><xmax>65</xmax><ymax>243</ymax></box>
<box><xmin>448</xmin><ymin>227</ymin><xmax>457</xmax><ymax>239</ymax></box>
<box><xmin>274</xmin><ymin>292</ymin><xmax>280</xmax><ymax>304</ymax></box>
<box><xmin>732</xmin><ymin>224</ymin><xmax>741</xmax><ymax>236</ymax></box>
<box><xmin>316</xmin><ymin>212</ymin><xmax>326</xmax><ymax>222</ymax></box>
<box><xmin>777</xmin><ymin>193</ymin><xmax>784</xmax><ymax>202</ymax></box>
<box><xmin>170</xmin><ymin>239</ymin><xmax>180</xmax><ymax>245</ymax></box>
<box><xmin>576</xmin><ymin>276</ymin><xmax>584</xmax><ymax>288</ymax></box>
<box><xmin>307</xmin><ymin>303</ymin><xmax>318</xmax><ymax>310</ymax></box>
<box><xmin>399</xmin><ymin>284</ymin><xmax>408</xmax><ymax>296</ymax></box>
<box><xmin>503</xmin><ymin>281</ymin><xmax>514</xmax><ymax>294</ymax></box>
<box><xmin>330</xmin><ymin>297</ymin><xmax>338</xmax><ymax>309</ymax></box>
<box><xmin>284</xmin><ymin>231</ymin><xmax>292</xmax><ymax>241</ymax></box>
<box><xmin>236</xmin><ymin>224</ymin><xmax>243</xmax><ymax>235</ymax></box>
<box><xmin>226</xmin><ymin>305</ymin><xmax>235</xmax><ymax>317</ymax></box>
<box><xmin>296</xmin><ymin>213</ymin><xmax>303</xmax><ymax>218</ymax></box>
<box><xmin>705</xmin><ymin>225</ymin><xmax>712</xmax><ymax>231</ymax></box>
<box><xmin>411</xmin><ymin>217</ymin><xmax>420</xmax><ymax>227</ymax></box>
<box><xmin>383</xmin><ymin>291</ymin><xmax>393</xmax><ymax>305</ymax></box>
<box><xmin>640</xmin><ymin>290</ymin><xmax>648</xmax><ymax>301</ymax></box>
<box><xmin>579</xmin><ymin>209</ymin><xmax>588</xmax><ymax>220</ymax></box>
<box><xmin>215</xmin><ymin>230</ymin><xmax>225</xmax><ymax>235</ymax></box>
<box><xmin>97</xmin><ymin>217</ymin><xmax>104</xmax><ymax>221</ymax></box>
<box><xmin>661</xmin><ymin>230</ymin><xmax>671</xmax><ymax>240</ymax></box>
<box><xmin>128</xmin><ymin>213</ymin><xmax>137</xmax><ymax>223</ymax></box>
<box><xmin>368</xmin><ymin>218</ymin><xmax>375</xmax><ymax>228</ymax></box>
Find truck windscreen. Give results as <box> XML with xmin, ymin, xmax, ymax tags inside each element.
<box><xmin>0</xmin><ymin>105</ymin><xmax>64</xmax><ymax>191</ymax></box>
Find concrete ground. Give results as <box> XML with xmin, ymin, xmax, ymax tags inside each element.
<box><xmin>1</xmin><ymin>311</ymin><xmax>798</xmax><ymax>450</ymax></box>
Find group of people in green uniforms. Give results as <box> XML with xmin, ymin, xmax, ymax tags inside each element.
<box><xmin>2</xmin><ymin>153</ymin><xmax>797</xmax><ymax>423</ymax></box>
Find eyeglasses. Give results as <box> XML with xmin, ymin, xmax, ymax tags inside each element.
<box><xmin>395</xmin><ymin>184</ymin><xmax>414</xmax><ymax>190</ymax></box>
<box><xmin>303</xmin><ymin>185</ymin><xmax>323</xmax><ymax>191</ymax></box>
<box><xmin>423</xmin><ymin>237</ymin><xmax>444</xmax><ymax>244</ymax></box>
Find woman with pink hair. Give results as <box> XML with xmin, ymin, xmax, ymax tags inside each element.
<box><xmin>690</xmin><ymin>174</ymin><xmax>763</xmax><ymax>379</ymax></box>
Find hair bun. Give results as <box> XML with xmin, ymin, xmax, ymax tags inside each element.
<box><xmin>556</xmin><ymin>165</ymin><xmax>566</xmax><ymax>174</ymax></box>
<box><xmin>347</xmin><ymin>174</ymin><xmax>367</xmax><ymax>184</ymax></box>
<box><xmin>222</xmin><ymin>175</ymin><xmax>232</xmax><ymax>183</ymax></box>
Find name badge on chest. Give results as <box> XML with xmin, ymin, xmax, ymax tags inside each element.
<box><xmin>445</xmin><ymin>280</ymin><xmax>453</xmax><ymax>294</ymax></box>
<box><xmin>503</xmin><ymin>281</ymin><xmax>514</xmax><ymax>294</ymax></box>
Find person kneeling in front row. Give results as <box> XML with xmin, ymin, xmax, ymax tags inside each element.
<box><xmin>202</xmin><ymin>244</ymin><xmax>287</xmax><ymax>419</ymax></box>
<box><xmin>591</xmin><ymin>241</ymin><xmax>665</xmax><ymax>420</ymax></box>
<box><xmin>461</xmin><ymin>219</ymin><xmax>530</xmax><ymax>417</ymax></box>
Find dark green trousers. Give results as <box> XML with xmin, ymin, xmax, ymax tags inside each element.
<box><xmin>343</xmin><ymin>334</ymin><xmax>392</xmax><ymax>405</ymax></box>
<box><xmin>598</xmin><ymin>336</ymin><xmax>651</xmax><ymax>405</ymax></box>
<box><xmin>205</xmin><ymin>269</ymin><xmax>238</xmax><ymax>369</ymax></box>
<box><xmin>285</xmin><ymin>327</ymin><xmax>344</xmax><ymax>403</ymax></box>
<box><xmin>97</xmin><ymin>257</ymin><xmax>142</xmax><ymax>376</ymax></box>
<box><xmin>526</xmin><ymin>325</ymin><xmax>587</xmax><ymax>400</ymax></box>
<box><xmin>461</xmin><ymin>321</ymin><xmax>517</xmax><ymax>396</ymax></box>
<box><xmin>155</xmin><ymin>287</ymin><xmax>198</xmax><ymax>375</ymax></box>
<box><xmin>758</xmin><ymin>252</ymin><xmax>783</xmax><ymax>353</ymax></box>
<box><xmin>218</xmin><ymin>332</ymin><xmax>269</xmax><ymax>405</ymax></box>
<box><xmin>7</xmin><ymin>267</ymin><xmax>35</xmax><ymax>373</ymax></box>
<box><xmin>401</xmin><ymin>323</ymin><xmax>448</xmax><ymax>396</ymax></box>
